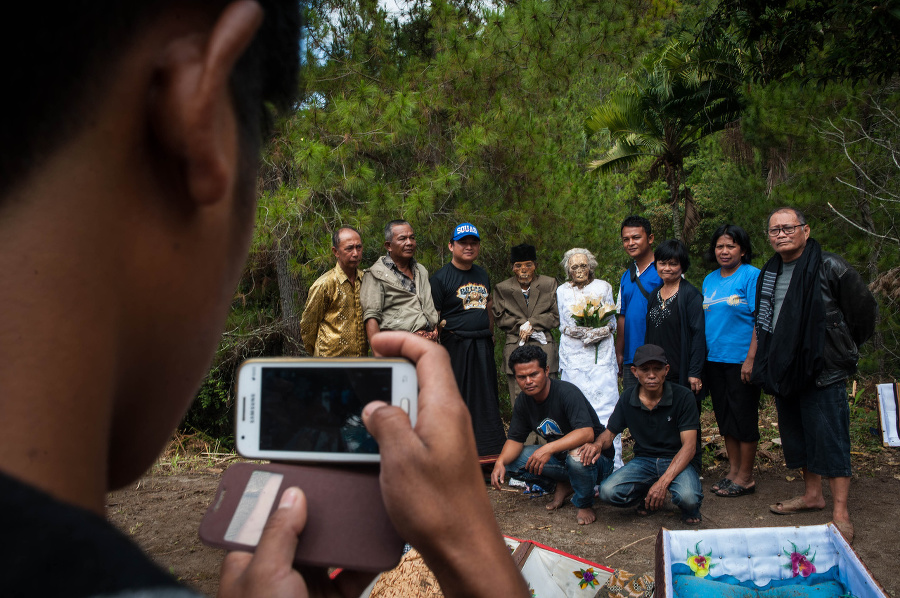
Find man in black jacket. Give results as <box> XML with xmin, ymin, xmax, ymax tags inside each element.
<box><xmin>751</xmin><ymin>208</ymin><xmax>877</xmax><ymax>544</ymax></box>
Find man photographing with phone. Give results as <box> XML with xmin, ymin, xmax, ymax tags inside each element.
<box><xmin>0</xmin><ymin>2</ymin><xmax>527</xmax><ymax>597</ymax></box>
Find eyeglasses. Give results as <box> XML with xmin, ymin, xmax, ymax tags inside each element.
<box><xmin>766</xmin><ymin>223</ymin><xmax>805</xmax><ymax>237</ymax></box>
<box><xmin>570</xmin><ymin>264</ymin><xmax>590</xmax><ymax>271</ymax></box>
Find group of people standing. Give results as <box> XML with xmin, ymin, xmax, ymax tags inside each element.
<box><xmin>300</xmin><ymin>210</ymin><xmax>877</xmax><ymax>542</ymax></box>
<box><xmin>301</xmin><ymin>220</ymin><xmax>507</xmax><ymax>455</ymax></box>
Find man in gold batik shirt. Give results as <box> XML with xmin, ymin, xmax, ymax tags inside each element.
<box><xmin>300</xmin><ymin>226</ymin><xmax>368</xmax><ymax>357</ymax></box>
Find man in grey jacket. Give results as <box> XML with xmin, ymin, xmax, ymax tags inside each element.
<box><xmin>361</xmin><ymin>220</ymin><xmax>440</xmax><ymax>342</ymax></box>
<box><xmin>751</xmin><ymin>207</ymin><xmax>877</xmax><ymax>544</ymax></box>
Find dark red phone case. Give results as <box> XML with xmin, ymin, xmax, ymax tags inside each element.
<box><xmin>199</xmin><ymin>462</ymin><xmax>404</xmax><ymax>572</ymax></box>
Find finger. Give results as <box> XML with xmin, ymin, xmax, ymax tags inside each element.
<box><xmin>219</xmin><ymin>551</ymin><xmax>253</xmax><ymax>593</ymax></box>
<box><xmin>370</xmin><ymin>332</ymin><xmax>463</xmax><ymax>422</ymax></box>
<box><xmin>370</xmin><ymin>331</ymin><xmax>456</xmax><ymax>391</ymax></box>
<box><xmin>248</xmin><ymin>487</ymin><xmax>308</xmax><ymax>571</ymax></box>
<box><xmin>362</xmin><ymin>400</ymin><xmax>418</xmax><ymax>457</ymax></box>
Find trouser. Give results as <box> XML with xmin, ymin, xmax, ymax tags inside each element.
<box><xmin>507</xmin><ymin>445</ymin><xmax>612</xmax><ymax>508</ymax></box>
<box><xmin>598</xmin><ymin>456</ymin><xmax>703</xmax><ymax>519</ymax></box>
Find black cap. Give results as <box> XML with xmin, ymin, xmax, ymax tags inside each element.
<box><xmin>632</xmin><ymin>344</ymin><xmax>668</xmax><ymax>366</ymax></box>
<box><xmin>510</xmin><ymin>243</ymin><xmax>537</xmax><ymax>263</ymax></box>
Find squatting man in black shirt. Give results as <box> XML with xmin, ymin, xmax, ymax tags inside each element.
<box><xmin>491</xmin><ymin>345</ymin><xmax>614</xmax><ymax>525</ymax></box>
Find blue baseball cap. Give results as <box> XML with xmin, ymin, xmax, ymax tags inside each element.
<box><xmin>451</xmin><ymin>222</ymin><xmax>480</xmax><ymax>241</ymax></box>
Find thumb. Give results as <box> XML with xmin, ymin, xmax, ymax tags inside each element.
<box><xmin>247</xmin><ymin>487</ymin><xmax>308</xmax><ymax>568</ymax></box>
<box><xmin>362</xmin><ymin>401</ymin><xmax>419</xmax><ymax>456</ymax></box>
<box><xmin>219</xmin><ymin>487</ymin><xmax>308</xmax><ymax>595</ymax></box>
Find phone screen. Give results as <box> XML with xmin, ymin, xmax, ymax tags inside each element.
<box><xmin>259</xmin><ymin>367</ymin><xmax>391</xmax><ymax>454</ymax></box>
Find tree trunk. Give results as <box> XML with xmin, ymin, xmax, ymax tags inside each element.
<box><xmin>275</xmin><ymin>239</ymin><xmax>306</xmax><ymax>356</ymax></box>
<box><xmin>666</xmin><ymin>163</ymin><xmax>682</xmax><ymax>241</ymax></box>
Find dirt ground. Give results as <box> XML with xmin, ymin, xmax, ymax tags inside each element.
<box><xmin>108</xmin><ymin>440</ymin><xmax>899</xmax><ymax>597</ymax></box>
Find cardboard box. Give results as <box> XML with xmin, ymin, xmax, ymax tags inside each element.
<box><xmin>655</xmin><ymin>524</ymin><xmax>888</xmax><ymax>597</ymax></box>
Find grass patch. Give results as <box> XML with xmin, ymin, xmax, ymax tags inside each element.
<box><xmin>153</xmin><ymin>430</ymin><xmax>242</xmax><ymax>475</ymax></box>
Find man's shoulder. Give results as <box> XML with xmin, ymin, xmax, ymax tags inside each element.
<box><xmin>430</xmin><ymin>261</ymin><xmax>452</xmax><ymax>278</ymax></box>
<box><xmin>0</xmin><ymin>471</ymin><xmax>189</xmax><ymax>595</ymax></box>
<box><xmin>364</xmin><ymin>258</ymin><xmax>396</xmax><ymax>284</ymax></box>
<box><xmin>535</xmin><ymin>275</ymin><xmax>557</xmax><ymax>289</ymax></box>
<box><xmin>549</xmin><ymin>379</ymin><xmax>588</xmax><ymax>403</ymax></box>
<box><xmin>364</xmin><ymin>257</ymin><xmax>387</xmax><ymax>274</ymax></box>
<box><xmin>666</xmin><ymin>381</ymin><xmax>694</xmax><ymax>400</ymax></box>
<box><xmin>468</xmin><ymin>263</ymin><xmax>490</xmax><ymax>282</ymax></box>
<box><xmin>821</xmin><ymin>251</ymin><xmax>853</xmax><ymax>278</ymax></box>
<box><xmin>664</xmin><ymin>383</ymin><xmax>697</xmax><ymax>414</ymax></box>
<box><xmin>309</xmin><ymin>266</ymin><xmax>340</xmax><ymax>290</ymax></box>
<box><xmin>495</xmin><ymin>276</ymin><xmax>519</xmax><ymax>292</ymax></box>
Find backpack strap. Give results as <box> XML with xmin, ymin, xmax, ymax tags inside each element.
<box><xmin>629</xmin><ymin>262</ymin><xmax>651</xmax><ymax>300</ymax></box>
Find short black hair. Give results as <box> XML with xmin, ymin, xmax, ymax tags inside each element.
<box><xmin>332</xmin><ymin>226</ymin><xmax>361</xmax><ymax>248</ymax></box>
<box><xmin>1</xmin><ymin>1</ymin><xmax>301</xmax><ymax>198</ymax></box>
<box><xmin>704</xmin><ymin>224</ymin><xmax>753</xmax><ymax>265</ymax></box>
<box><xmin>621</xmin><ymin>215</ymin><xmax>652</xmax><ymax>236</ymax></box>
<box><xmin>654</xmin><ymin>239</ymin><xmax>690</xmax><ymax>273</ymax></box>
<box><xmin>508</xmin><ymin>345</ymin><xmax>548</xmax><ymax>371</ymax></box>
<box><xmin>384</xmin><ymin>220</ymin><xmax>411</xmax><ymax>242</ymax></box>
<box><xmin>767</xmin><ymin>207</ymin><xmax>807</xmax><ymax>228</ymax></box>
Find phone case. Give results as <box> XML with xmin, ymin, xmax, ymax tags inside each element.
<box><xmin>199</xmin><ymin>462</ymin><xmax>404</xmax><ymax>572</ymax></box>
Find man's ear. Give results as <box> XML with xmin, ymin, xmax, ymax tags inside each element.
<box><xmin>151</xmin><ymin>0</ymin><xmax>263</xmax><ymax>206</ymax></box>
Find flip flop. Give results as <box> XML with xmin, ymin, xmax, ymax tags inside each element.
<box><xmin>635</xmin><ymin>501</ymin><xmax>652</xmax><ymax>517</ymax></box>
<box><xmin>832</xmin><ymin>520</ymin><xmax>855</xmax><ymax>545</ymax></box>
<box><xmin>715</xmin><ymin>480</ymin><xmax>756</xmax><ymax>498</ymax></box>
<box><xmin>769</xmin><ymin>496</ymin><xmax>824</xmax><ymax>515</ymax></box>
<box><xmin>710</xmin><ymin>477</ymin><xmax>731</xmax><ymax>493</ymax></box>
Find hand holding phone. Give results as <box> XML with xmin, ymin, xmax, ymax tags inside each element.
<box><xmin>362</xmin><ymin>332</ymin><xmax>529</xmax><ymax>597</ymax></box>
<box><xmin>217</xmin><ymin>332</ymin><xmax>528</xmax><ymax>598</ymax></box>
<box><xmin>235</xmin><ymin>357</ymin><xmax>417</xmax><ymax>463</ymax></box>
<box><xmin>217</xmin><ymin>485</ymin><xmax>374</xmax><ymax>598</ymax></box>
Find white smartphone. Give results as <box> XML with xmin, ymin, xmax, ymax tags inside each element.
<box><xmin>235</xmin><ymin>357</ymin><xmax>417</xmax><ymax>463</ymax></box>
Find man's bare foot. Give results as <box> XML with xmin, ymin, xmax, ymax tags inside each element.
<box><xmin>546</xmin><ymin>481</ymin><xmax>572</xmax><ymax>511</ymax></box>
<box><xmin>576</xmin><ymin>508</ymin><xmax>596</xmax><ymax>525</ymax></box>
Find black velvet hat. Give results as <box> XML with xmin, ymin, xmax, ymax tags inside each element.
<box><xmin>510</xmin><ymin>243</ymin><xmax>537</xmax><ymax>263</ymax></box>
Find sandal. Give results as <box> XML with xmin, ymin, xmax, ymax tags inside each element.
<box><xmin>769</xmin><ymin>496</ymin><xmax>825</xmax><ymax>515</ymax></box>
<box><xmin>710</xmin><ymin>477</ymin><xmax>731</xmax><ymax>493</ymax></box>
<box><xmin>714</xmin><ymin>480</ymin><xmax>756</xmax><ymax>498</ymax></box>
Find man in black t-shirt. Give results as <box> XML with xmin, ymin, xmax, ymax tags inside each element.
<box><xmin>491</xmin><ymin>346</ymin><xmax>614</xmax><ymax>525</ymax></box>
<box><xmin>581</xmin><ymin>345</ymin><xmax>703</xmax><ymax>524</ymax></box>
<box><xmin>431</xmin><ymin>222</ymin><xmax>506</xmax><ymax>456</ymax></box>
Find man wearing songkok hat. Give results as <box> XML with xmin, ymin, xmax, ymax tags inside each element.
<box><xmin>492</xmin><ymin>243</ymin><xmax>560</xmax><ymax>405</ymax></box>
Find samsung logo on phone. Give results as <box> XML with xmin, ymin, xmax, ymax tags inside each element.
<box><xmin>248</xmin><ymin>394</ymin><xmax>256</xmax><ymax>424</ymax></box>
